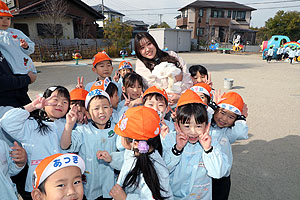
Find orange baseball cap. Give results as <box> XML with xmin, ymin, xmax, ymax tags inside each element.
<box><xmin>176</xmin><ymin>89</ymin><xmax>207</xmax><ymax>108</ymax></box>
<box><xmin>143</xmin><ymin>86</ymin><xmax>168</xmax><ymax>102</ymax></box>
<box><xmin>190</xmin><ymin>82</ymin><xmax>212</xmax><ymax>97</ymax></box>
<box><xmin>218</xmin><ymin>91</ymin><xmax>244</xmax><ymax>115</ymax></box>
<box><xmin>70</xmin><ymin>88</ymin><xmax>89</xmax><ymax>101</ymax></box>
<box><xmin>90</xmin><ymin>77</ymin><xmax>111</xmax><ymax>92</ymax></box>
<box><xmin>32</xmin><ymin>153</ymin><xmax>85</xmax><ymax>189</ymax></box>
<box><xmin>92</xmin><ymin>51</ymin><xmax>112</xmax><ymax>67</ymax></box>
<box><xmin>114</xmin><ymin>106</ymin><xmax>161</xmax><ymax>140</ymax></box>
<box><xmin>118</xmin><ymin>61</ymin><xmax>133</xmax><ymax>70</ymax></box>
<box><xmin>0</xmin><ymin>1</ymin><xmax>13</xmax><ymax>17</ymax></box>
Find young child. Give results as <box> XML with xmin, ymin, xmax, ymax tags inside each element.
<box><xmin>70</xmin><ymin>88</ymin><xmax>89</xmax><ymax>125</ymax></box>
<box><xmin>110</xmin><ymin>106</ymin><xmax>173</xmax><ymax>199</ymax></box>
<box><xmin>142</xmin><ymin>86</ymin><xmax>175</xmax><ymax>137</ymax></box>
<box><xmin>31</xmin><ymin>153</ymin><xmax>85</xmax><ymax>200</ymax></box>
<box><xmin>60</xmin><ymin>89</ymin><xmax>121</xmax><ymax>200</ymax></box>
<box><xmin>266</xmin><ymin>45</ymin><xmax>274</xmax><ymax>63</ymax></box>
<box><xmin>276</xmin><ymin>45</ymin><xmax>284</xmax><ymax>61</ymax></box>
<box><xmin>85</xmin><ymin>51</ymin><xmax>113</xmax><ymax>92</ymax></box>
<box><xmin>0</xmin><ymin>86</ymin><xmax>70</xmax><ymax>196</ymax></box>
<box><xmin>114</xmin><ymin>61</ymin><xmax>133</xmax><ymax>101</ymax></box>
<box><xmin>89</xmin><ymin>77</ymin><xmax>120</xmax><ymax>125</ymax></box>
<box><xmin>210</xmin><ymin>91</ymin><xmax>248</xmax><ymax>200</ymax></box>
<box><xmin>0</xmin><ymin>140</ymin><xmax>27</xmax><ymax>200</ymax></box>
<box><xmin>288</xmin><ymin>47</ymin><xmax>296</xmax><ymax>64</ymax></box>
<box><xmin>0</xmin><ymin>1</ymin><xmax>36</xmax><ymax>74</ymax></box>
<box><xmin>189</xmin><ymin>65</ymin><xmax>212</xmax><ymax>87</ymax></box>
<box><xmin>162</xmin><ymin>89</ymin><xmax>230</xmax><ymax>199</ymax></box>
<box><xmin>295</xmin><ymin>47</ymin><xmax>300</xmax><ymax>62</ymax></box>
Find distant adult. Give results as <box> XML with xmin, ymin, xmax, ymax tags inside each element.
<box><xmin>134</xmin><ymin>32</ymin><xmax>192</xmax><ymax>106</ymax></box>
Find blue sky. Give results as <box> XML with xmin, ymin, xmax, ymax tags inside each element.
<box><xmin>82</xmin><ymin>0</ymin><xmax>300</xmax><ymax>28</ymax></box>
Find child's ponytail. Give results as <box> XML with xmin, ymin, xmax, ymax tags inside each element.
<box><xmin>122</xmin><ymin>135</ymin><xmax>168</xmax><ymax>200</ymax></box>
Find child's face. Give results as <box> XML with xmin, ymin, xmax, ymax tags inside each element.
<box><xmin>45</xmin><ymin>90</ymin><xmax>69</xmax><ymax>120</ymax></box>
<box><xmin>35</xmin><ymin>166</ymin><xmax>83</xmax><ymax>200</ymax></box>
<box><xmin>214</xmin><ymin>108</ymin><xmax>237</xmax><ymax>128</ymax></box>
<box><xmin>123</xmin><ymin>80</ymin><xmax>143</xmax><ymax>100</ymax></box>
<box><xmin>144</xmin><ymin>96</ymin><xmax>167</xmax><ymax>114</ymax></box>
<box><xmin>0</xmin><ymin>16</ymin><xmax>11</xmax><ymax>30</ymax></box>
<box><xmin>92</xmin><ymin>60</ymin><xmax>113</xmax><ymax>79</ymax></box>
<box><xmin>139</xmin><ymin>37</ymin><xmax>157</xmax><ymax>59</ymax></box>
<box><xmin>191</xmin><ymin>71</ymin><xmax>207</xmax><ymax>85</ymax></box>
<box><xmin>179</xmin><ymin>115</ymin><xmax>206</xmax><ymax>144</ymax></box>
<box><xmin>119</xmin><ymin>68</ymin><xmax>132</xmax><ymax>78</ymax></box>
<box><xmin>88</xmin><ymin>97</ymin><xmax>112</xmax><ymax>129</ymax></box>
<box><xmin>196</xmin><ymin>92</ymin><xmax>208</xmax><ymax>105</ymax></box>
<box><xmin>110</xmin><ymin>91</ymin><xmax>119</xmax><ymax>109</ymax></box>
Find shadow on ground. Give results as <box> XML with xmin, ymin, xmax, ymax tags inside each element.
<box><xmin>230</xmin><ymin>135</ymin><xmax>300</xmax><ymax>200</ymax></box>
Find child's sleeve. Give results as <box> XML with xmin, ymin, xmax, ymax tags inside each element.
<box><xmin>162</xmin><ymin>131</ymin><xmax>181</xmax><ymax>173</ymax></box>
<box><xmin>226</xmin><ymin>120</ymin><xmax>248</xmax><ymax>144</ymax></box>
<box><xmin>202</xmin><ymin>143</ymin><xmax>231</xmax><ymax>179</ymax></box>
<box><xmin>109</xmin><ymin>151</ymin><xmax>124</xmax><ymax>170</ymax></box>
<box><xmin>0</xmin><ymin>108</ymin><xmax>36</xmax><ymax>143</ymax></box>
<box><xmin>66</xmin><ymin>127</ymin><xmax>84</xmax><ymax>153</ymax></box>
<box><xmin>1</xmin><ymin>140</ymin><xmax>24</xmax><ymax>176</ymax></box>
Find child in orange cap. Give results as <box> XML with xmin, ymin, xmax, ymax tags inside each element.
<box><xmin>85</xmin><ymin>51</ymin><xmax>113</xmax><ymax>92</ymax></box>
<box><xmin>162</xmin><ymin>89</ymin><xmax>230</xmax><ymax>199</ymax></box>
<box><xmin>31</xmin><ymin>153</ymin><xmax>85</xmax><ymax>200</ymax></box>
<box><xmin>142</xmin><ymin>86</ymin><xmax>175</xmax><ymax>138</ymax></box>
<box><xmin>70</xmin><ymin>88</ymin><xmax>89</xmax><ymax>125</ymax></box>
<box><xmin>60</xmin><ymin>89</ymin><xmax>122</xmax><ymax>200</ymax></box>
<box><xmin>109</xmin><ymin>106</ymin><xmax>173</xmax><ymax>199</ymax></box>
<box><xmin>210</xmin><ymin>91</ymin><xmax>248</xmax><ymax>200</ymax></box>
<box><xmin>0</xmin><ymin>1</ymin><xmax>36</xmax><ymax>75</ymax></box>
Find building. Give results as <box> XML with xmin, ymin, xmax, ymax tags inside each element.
<box><xmin>124</xmin><ymin>20</ymin><xmax>149</xmax><ymax>38</ymax></box>
<box><xmin>176</xmin><ymin>0</ymin><xmax>256</xmax><ymax>45</ymax></box>
<box><xmin>91</xmin><ymin>4</ymin><xmax>125</xmax><ymax>28</ymax></box>
<box><xmin>8</xmin><ymin>0</ymin><xmax>104</xmax><ymax>39</ymax></box>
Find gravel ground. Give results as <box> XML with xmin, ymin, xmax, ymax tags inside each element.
<box><xmin>31</xmin><ymin>52</ymin><xmax>300</xmax><ymax>200</ymax></box>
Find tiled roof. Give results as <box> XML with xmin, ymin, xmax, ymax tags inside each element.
<box><xmin>91</xmin><ymin>4</ymin><xmax>124</xmax><ymax>16</ymax></box>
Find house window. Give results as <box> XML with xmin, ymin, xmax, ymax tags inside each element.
<box><xmin>211</xmin><ymin>27</ymin><xmax>215</xmax><ymax>36</ymax></box>
<box><xmin>182</xmin><ymin>10</ymin><xmax>188</xmax><ymax>18</ymax></box>
<box><xmin>197</xmin><ymin>28</ymin><xmax>204</xmax><ymax>36</ymax></box>
<box><xmin>236</xmin><ymin>11</ymin><xmax>246</xmax><ymax>20</ymax></box>
<box><xmin>13</xmin><ymin>23</ymin><xmax>29</xmax><ymax>36</ymax></box>
<box><xmin>211</xmin><ymin>10</ymin><xmax>224</xmax><ymax>18</ymax></box>
<box><xmin>227</xmin><ymin>10</ymin><xmax>231</xmax><ymax>18</ymax></box>
<box><xmin>37</xmin><ymin>23</ymin><xmax>63</xmax><ymax>37</ymax></box>
<box><xmin>199</xmin><ymin>9</ymin><xmax>203</xmax><ymax>17</ymax></box>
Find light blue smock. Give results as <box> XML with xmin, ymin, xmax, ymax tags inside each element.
<box><xmin>66</xmin><ymin>122</ymin><xmax>121</xmax><ymax>200</ymax></box>
<box><xmin>0</xmin><ymin>139</ymin><xmax>23</xmax><ymax>200</ymax></box>
<box><xmin>162</xmin><ymin>131</ymin><xmax>230</xmax><ymax>200</ymax></box>
<box><xmin>221</xmin><ymin>120</ymin><xmax>248</xmax><ymax>144</ymax></box>
<box><xmin>85</xmin><ymin>80</ymin><xmax>96</xmax><ymax>92</ymax></box>
<box><xmin>0</xmin><ymin>28</ymin><xmax>36</xmax><ymax>74</ymax></box>
<box><xmin>117</xmin><ymin>149</ymin><xmax>173</xmax><ymax>200</ymax></box>
<box><xmin>0</xmin><ymin>108</ymin><xmax>66</xmax><ymax>192</ymax></box>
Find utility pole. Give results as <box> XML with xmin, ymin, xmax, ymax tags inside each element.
<box><xmin>159</xmin><ymin>14</ymin><xmax>162</xmax><ymax>25</ymax></box>
<box><xmin>102</xmin><ymin>0</ymin><xmax>104</xmax><ymax>16</ymax></box>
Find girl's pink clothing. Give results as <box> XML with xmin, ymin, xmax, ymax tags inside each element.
<box><xmin>135</xmin><ymin>51</ymin><xmax>192</xmax><ymax>92</ymax></box>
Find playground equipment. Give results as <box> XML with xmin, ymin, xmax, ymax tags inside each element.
<box><xmin>209</xmin><ymin>43</ymin><xmax>219</xmax><ymax>51</ymax></box>
<box><xmin>232</xmin><ymin>35</ymin><xmax>244</xmax><ymax>52</ymax></box>
<box><xmin>120</xmin><ymin>49</ymin><xmax>128</xmax><ymax>60</ymax></box>
<box><xmin>72</xmin><ymin>52</ymin><xmax>82</xmax><ymax>65</ymax></box>
<box><xmin>261</xmin><ymin>35</ymin><xmax>291</xmax><ymax>59</ymax></box>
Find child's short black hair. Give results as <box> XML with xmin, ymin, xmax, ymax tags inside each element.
<box><xmin>123</xmin><ymin>72</ymin><xmax>144</xmax><ymax>90</ymax></box>
<box><xmin>176</xmin><ymin>103</ymin><xmax>208</xmax><ymax>125</ymax></box>
<box><xmin>70</xmin><ymin>100</ymin><xmax>85</xmax><ymax>108</ymax></box>
<box><xmin>106</xmin><ymin>81</ymin><xmax>118</xmax><ymax>98</ymax></box>
<box><xmin>143</xmin><ymin>93</ymin><xmax>168</xmax><ymax>106</ymax></box>
<box><xmin>189</xmin><ymin>65</ymin><xmax>208</xmax><ymax>77</ymax></box>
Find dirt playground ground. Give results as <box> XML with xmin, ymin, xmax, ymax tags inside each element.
<box><xmin>30</xmin><ymin>52</ymin><xmax>300</xmax><ymax>200</ymax></box>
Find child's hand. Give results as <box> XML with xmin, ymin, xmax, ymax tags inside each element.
<box><xmin>123</xmin><ymin>93</ymin><xmax>131</xmax><ymax>107</ymax></box>
<box><xmin>128</xmin><ymin>92</ymin><xmax>143</xmax><ymax>108</ymax></box>
<box><xmin>113</xmin><ymin>71</ymin><xmax>120</xmax><ymax>82</ymax></box>
<box><xmin>27</xmin><ymin>71</ymin><xmax>37</xmax><ymax>84</ymax></box>
<box><xmin>174</xmin><ymin>123</ymin><xmax>188</xmax><ymax>151</ymax></box>
<box><xmin>10</xmin><ymin>141</ymin><xmax>27</xmax><ymax>167</ymax></box>
<box><xmin>212</xmin><ymin>89</ymin><xmax>225</xmax><ymax>104</ymax></box>
<box><xmin>167</xmin><ymin>106</ymin><xmax>176</xmax><ymax>120</ymax></box>
<box><xmin>66</xmin><ymin>105</ymin><xmax>79</xmax><ymax>125</ymax></box>
<box><xmin>75</xmin><ymin>76</ymin><xmax>85</xmax><ymax>89</ymax></box>
<box><xmin>205</xmin><ymin>72</ymin><xmax>213</xmax><ymax>87</ymax></box>
<box><xmin>160</xmin><ymin>119</ymin><xmax>169</xmax><ymax>139</ymax></box>
<box><xmin>242</xmin><ymin>103</ymin><xmax>248</xmax><ymax>117</ymax></box>
<box><xmin>198</xmin><ymin>123</ymin><xmax>212</xmax><ymax>151</ymax></box>
<box><xmin>96</xmin><ymin>150</ymin><xmax>112</xmax><ymax>163</ymax></box>
<box><xmin>25</xmin><ymin>95</ymin><xmax>57</xmax><ymax>112</ymax></box>
<box><xmin>175</xmin><ymin>71</ymin><xmax>183</xmax><ymax>82</ymax></box>
<box><xmin>168</xmin><ymin>93</ymin><xmax>180</xmax><ymax>106</ymax></box>
<box><xmin>20</xmin><ymin>39</ymin><xmax>28</xmax><ymax>49</ymax></box>
<box><xmin>110</xmin><ymin>184</ymin><xmax>127</xmax><ymax>200</ymax></box>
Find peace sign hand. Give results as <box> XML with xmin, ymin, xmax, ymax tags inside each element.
<box><xmin>76</xmin><ymin>76</ymin><xmax>85</xmax><ymax>89</ymax></box>
<box><xmin>113</xmin><ymin>71</ymin><xmax>120</xmax><ymax>82</ymax></box>
<box><xmin>198</xmin><ymin>123</ymin><xmax>212</xmax><ymax>151</ymax></box>
<box><xmin>24</xmin><ymin>95</ymin><xmax>57</xmax><ymax>112</ymax></box>
<box><xmin>204</xmin><ymin>72</ymin><xmax>213</xmax><ymax>87</ymax></box>
<box><xmin>174</xmin><ymin>123</ymin><xmax>188</xmax><ymax>151</ymax></box>
<box><xmin>212</xmin><ymin>89</ymin><xmax>225</xmax><ymax>104</ymax></box>
<box><xmin>122</xmin><ymin>93</ymin><xmax>131</xmax><ymax>107</ymax></box>
<box><xmin>66</xmin><ymin>105</ymin><xmax>79</xmax><ymax>126</ymax></box>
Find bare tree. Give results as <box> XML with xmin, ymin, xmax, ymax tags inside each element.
<box><xmin>39</xmin><ymin>0</ymin><xmax>68</xmax><ymax>46</ymax></box>
<box><xmin>77</xmin><ymin>17</ymin><xmax>90</xmax><ymax>39</ymax></box>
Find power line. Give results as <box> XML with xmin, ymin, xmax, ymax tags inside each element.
<box><xmin>246</xmin><ymin>0</ymin><xmax>300</xmax><ymax>5</ymax></box>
